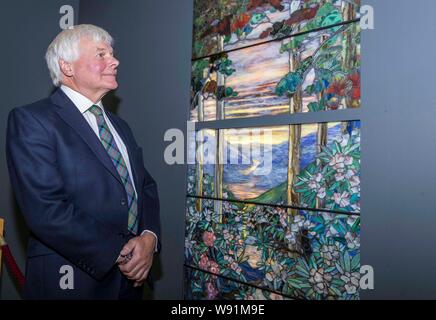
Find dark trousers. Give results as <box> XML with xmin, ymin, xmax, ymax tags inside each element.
<box><xmin>118</xmin><ymin>276</ymin><xmax>144</xmax><ymax>300</ymax></box>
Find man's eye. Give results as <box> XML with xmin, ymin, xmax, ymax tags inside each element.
<box><xmin>97</xmin><ymin>53</ymin><xmax>105</xmax><ymax>58</ymax></box>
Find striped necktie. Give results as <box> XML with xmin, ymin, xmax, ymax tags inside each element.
<box><xmin>88</xmin><ymin>105</ymin><xmax>138</xmax><ymax>235</ymax></box>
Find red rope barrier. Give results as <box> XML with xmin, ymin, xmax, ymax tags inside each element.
<box><xmin>1</xmin><ymin>236</ymin><xmax>25</xmax><ymax>291</ymax></box>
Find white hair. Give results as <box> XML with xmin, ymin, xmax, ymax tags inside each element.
<box><xmin>45</xmin><ymin>24</ymin><xmax>114</xmax><ymax>86</ymax></box>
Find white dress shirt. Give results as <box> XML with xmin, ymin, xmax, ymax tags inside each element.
<box><xmin>60</xmin><ymin>85</ymin><xmax>157</xmax><ymax>251</ymax></box>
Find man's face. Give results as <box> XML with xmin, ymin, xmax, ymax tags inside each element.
<box><xmin>69</xmin><ymin>37</ymin><xmax>119</xmax><ymax>98</ymax></box>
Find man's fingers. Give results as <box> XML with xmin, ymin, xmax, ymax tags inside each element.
<box><xmin>119</xmin><ymin>254</ymin><xmax>146</xmax><ymax>277</ymax></box>
<box><xmin>137</xmin><ymin>268</ymin><xmax>149</xmax><ymax>282</ymax></box>
<box><xmin>120</xmin><ymin>240</ymin><xmax>135</xmax><ymax>256</ymax></box>
<box><xmin>119</xmin><ymin>247</ymin><xmax>141</xmax><ymax>271</ymax></box>
<box><xmin>120</xmin><ymin>258</ymin><xmax>150</xmax><ymax>280</ymax></box>
<box><xmin>119</xmin><ymin>259</ymin><xmax>136</xmax><ymax>273</ymax></box>
<box><xmin>131</xmin><ymin>269</ymin><xmax>149</xmax><ymax>286</ymax></box>
<box><xmin>126</xmin><ymin>258</ymin><xmax>151</xmax><ymax>279</ymax></box>
<box><xmin>128</xmin><ymin>266</ymin><xmax>148</xmax><ymax>282</ymax></box>
<box><xmin>124</xmin><ymin>263</ymin><xmax>144</xmax><ymax>280</ymax></box>
<box><xmin>119</xmin><ymin>246</ymin><xmax>152</xmax><ymax>273</ymax></box>
<box><xmin>133</xmin><ymin>271</ymin><xmax>148</xmax><ymax>288</ymax></box>
<box><xmin>118</xmin><ymin>236</ymin><xmax>155</xmax><ymax>281</ymax></box>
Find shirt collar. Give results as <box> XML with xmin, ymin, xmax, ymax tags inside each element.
<box><xmin>60</xmin><ymin>85</ymin><xmax>104</xmax><ymax>114</ymax></box>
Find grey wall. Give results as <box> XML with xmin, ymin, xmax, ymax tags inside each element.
<box><xmin>3</xmin><ymin>0</ymin><xmax>436</xmax><ymax>300</ymax></box>
<box><xmin>360</xmin><ymin>0</ymin><xmax>436</xmax><ymax>299</ymax></box>
<box><xmin>0</xmin><ymin>0</ymin><xmax>80</xmax><ymax>299</ymax></box>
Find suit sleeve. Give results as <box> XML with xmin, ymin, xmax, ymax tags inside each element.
<box><xmin>6</xmin><ymin>107</ymin><xmax>125</xmax><ymax>280</ymax></box>
<box><xmin>140</xmin><ymin>178</ymin><xmax>161</xmax><ymax>252</ymax></box>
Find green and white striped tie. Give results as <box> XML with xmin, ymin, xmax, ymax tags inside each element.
<box><xmin>88</xmin><ymin>105</ymin><xmax>138</xmax><ymax>234</ymax></box>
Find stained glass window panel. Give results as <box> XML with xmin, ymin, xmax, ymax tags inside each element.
<box><xmin>222</xmin><ymin>126</ymin><xmax>289</xmax><ymax>203</ymax></box>
<box><xmin>190</xmin><ymin>22</ymin><xmax>361</xmax><ymax>121</ymax></box>
<box><xmin>187</xmin><ymin>121</ymin><xmax>360</xmax><ymax>213</ymax></box>
<box><xmin>184</xmin><ymin>267</ymin><xmax>290</xmax><ymax>300</ymax></box>
<box><xmin>187</xmin><ymin>129</ymin><xmax>216</xmax><ymax>198</ymax></box>
<box><xmin>192</xmin><ymin>0</ymin><xmax>361</xmax><ymax>59</ymax></box>
<box><xmin>185</xmin><ymin>198</ymin><xmax>360</xmax><ymax>300</ymax></box>
<box><xmin>187</xmin><ymin>0</ymin><xmax>362</xmax><ymax>301</ymax></box>
<box><xmin>296</xmin><ymin>121</ymin><xmax>361</xmax><ymax>213</ymax></box>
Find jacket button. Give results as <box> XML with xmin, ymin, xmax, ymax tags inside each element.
<box><xmin>121</xmin><ymin>199</ymin><xmax>127</xmax><ymax>206</ymax></box>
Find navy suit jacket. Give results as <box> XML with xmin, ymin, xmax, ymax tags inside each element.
<box><xmin>6</xmin><ymin>88</ymin><xmax>161</xmax><ymax>299</ymax></box>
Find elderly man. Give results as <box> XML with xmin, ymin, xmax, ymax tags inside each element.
<box><xmin>6</xmin><ymin>24</ymin><xmax>160</xmax><ymax>299</ymax></box>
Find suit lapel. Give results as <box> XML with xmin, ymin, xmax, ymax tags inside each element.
<box><xmin>51</xmin><ymin>89</ymin><xmax>123</xmax><ymax>186</ymax></box>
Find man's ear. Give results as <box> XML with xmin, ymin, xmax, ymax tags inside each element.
<box><xmin>59</xmin><ymin>59</ymin><xmax>74</xmax><ymax>77</ymax></box>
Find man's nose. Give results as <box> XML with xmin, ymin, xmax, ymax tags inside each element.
<box><xmin>109</xmin><ymin>55</ymin><xmax>120</xmax><ymax>68</ymax></box>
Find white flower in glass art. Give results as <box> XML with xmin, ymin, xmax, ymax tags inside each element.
<box><xmin>334</xmin><ymin>192</ymin><xmax>350</xmax><ymax>207</ymax></box>
<box><xmin>349</xmin><ymin>175</ymin><xmax>360</xmax><ymax>194</ymax></box>
<box><xmin>317</xmin><ymin>187</ymin><xmax>326</xmax><ymax>199</ymax></box>
<box><xmin>345</xmin><ymin>232</ymin><xmax>360</xmax><ymax>250</ymax></box>
<box><xmin>340</xmin><ymin>272</ymin><xmax>361</xmax><ymax>295</ymax></box>
<box><xmin>309</xmin><ymin>268</ymin><xmax>332</xmax><ymax>296</ymax></box>
<box><xmin>308</xmin><ymin>173</ymin><xmax>323</xmax><ymax>190</ymax></box>
<box><xmin>337</xmin><ymin>134</ymin><xmax>350</xmax><ymax>148</ymax></box>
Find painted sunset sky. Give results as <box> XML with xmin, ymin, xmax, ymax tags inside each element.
<box><xmin>191</xmin><ymin>28</ymin><xmax>333</xmax><ymax>121</ymax></box>
<box><xmin>221</xmin><ymin>123</ymin><xmax>342</xmax><ymax>200</ymax></box>
<box><xmin>192</xmin><ymin>123</ymin><xmax>347</xmax><ymax>201</ymax></box>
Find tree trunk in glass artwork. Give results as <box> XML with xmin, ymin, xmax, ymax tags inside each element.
<box><xmin>215</xmin><ymin>36</ymin><xmax>225</xmax><ymax>221</ymax></box>
<box><xmin>316</xmin><ymin>0</ymin><xmax>329</xmax><ymax>209</ymax></box>
<box><xmin>287</xmin><ymin>5</ymin><xmax>303</xmax><ymax>218</ymax></box>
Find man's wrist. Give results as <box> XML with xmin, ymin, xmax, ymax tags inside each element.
<box><xmin>140</xmin><ymin>230</ymin><xmax>158</xmax><ymax>252</ymax></box>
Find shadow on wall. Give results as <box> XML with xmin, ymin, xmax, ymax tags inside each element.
<box><xmin>102</xmin><ymin>91</ymin><xmax>121</xmax><ymax>115</ymax></box>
